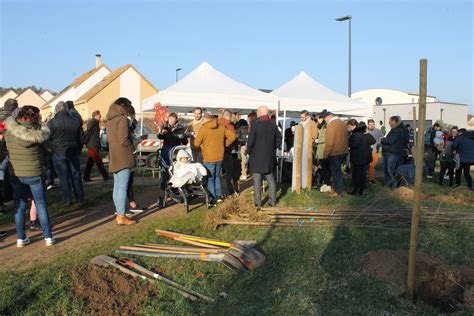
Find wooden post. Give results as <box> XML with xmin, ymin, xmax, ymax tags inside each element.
<box><xmin>407</xmin><ymin>59</ymin><xmax>427</xmax><ymax>301</ymax></box>
<box><xmin>412</xmin><ymin>106</ymin><xmax>417</xmax><ymax>157</ymax></box>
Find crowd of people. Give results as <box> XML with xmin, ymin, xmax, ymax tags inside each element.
<box><xmin>0</xmin><ymin>96</ymin><xmax>473</xmax><ymax>247</ymax></box>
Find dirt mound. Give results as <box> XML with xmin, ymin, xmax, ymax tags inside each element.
<box><xmin>206</xmin><ymin>195</ymin><xmax>269</xmax><ymax>229</ymax></box>
<box><xmin>358</xmin><ymin>249</ymin><xmax>474</xmax><ymax>312</ymax></box>
<box><xmin>388</xmin><ymin>187</ymin><xmax>415</xmax><ymax>200</ymax></box>
<box><xmin>70</xmin><ymin>264</ymin><xmax>159</xmax><ymax>314</ymax></box>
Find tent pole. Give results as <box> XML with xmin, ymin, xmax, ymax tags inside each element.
<box><xmin>279</xmin><ymin>101</ymin><xmax>287</xmax><ymax>183</ymax></box>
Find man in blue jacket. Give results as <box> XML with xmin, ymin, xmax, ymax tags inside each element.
<box><xmin>381</xmin><ymin>116</ymin><xmax>405</xmax><ymax>189</ymax></box>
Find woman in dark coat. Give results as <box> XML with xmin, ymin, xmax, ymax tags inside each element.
<box><xmin>349</xmin><ymin>122</ymin><xmax>376</xmax><ymax>195</ymax></box>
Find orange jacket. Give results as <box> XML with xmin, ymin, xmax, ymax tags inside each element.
<box><xmin>194</xmin><ymin>119</ymin><xmax>236</xmax><ymax>163</ymax></box>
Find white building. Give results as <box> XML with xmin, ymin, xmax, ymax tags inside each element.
<box><xmin>353</xmin><ymin>88</ymin><xmax>469</xmax><ymax>130</ymax></box>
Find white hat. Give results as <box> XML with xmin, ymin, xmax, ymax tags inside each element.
<box><xmin>176</xmin><ymin>149</ymin><xmax>190</xmax><ymax>161</ymax></box>
<box><xmin>466</xmin><ymin>118</ymin><xmax>474</xmax><ymax>131</ymax></box>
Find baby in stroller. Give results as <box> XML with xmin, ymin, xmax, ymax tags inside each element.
<box><xmin>169</xmin><ymin>149</ymin><xmax>207</xmax><ymax>189</ymax></box>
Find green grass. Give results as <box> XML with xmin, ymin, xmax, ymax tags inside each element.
<box><xmin>1</xmin><ymin>176</ymin><xmax>473</xmax><ymax>315</ymax></box>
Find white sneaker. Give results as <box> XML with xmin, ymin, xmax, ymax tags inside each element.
<box><xmin>427</xmin><ymin>175</ymin><xmax>433</xmax><ymax>179</ymax></box>
<box><xmin>129</xmin><ymin>208</ymin><xmax>144</xmax><ymax>213</ymax></box>
<box><xmin>47</xmin><ymin>185</ymin><xmax>54</xmax><ymax>190</ymax></box>
<box><xmin>320</xmin><ymin>184</ymin><xmax>330</xmax><ymax>193</ymax></box>
<box><xmin>45</xmin><ymin>238</ymin><xmax>55</xmax><ymax>246</ymax></box>
<box><xmin>17</xmin><ymin>237</ymin><xmax>31</xmax><ymax>248</ymax></box>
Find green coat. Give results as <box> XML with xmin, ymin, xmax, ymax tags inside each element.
<box><xmin>316</xmin><ymin>125</ymin><xmax>326</xmax><ymax>160</ymax></box>
<box><xmin>5</xmin><ymin>117</ymin><xmax>50</xmax><ymax>177</ymax></box>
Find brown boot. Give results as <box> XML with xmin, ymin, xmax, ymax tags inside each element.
<box><xmin>116</xmin><ymin>214</ymin><xmax>137</xmax><ymax>225</ymax></box>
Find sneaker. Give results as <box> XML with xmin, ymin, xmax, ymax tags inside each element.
<box><xmin>216</xmin><ymin>197</ymin><xmax>224</xmax><ymax>203</ymax></box>
<box><xmin>129</xmin><ymin>208</ymin><xmax>145</xmax><ymax>213</ymax></box>
<box><xmin>427</xmin><ymin>175</ymin><xmax>433</xmax><ymax>179</ymax></box>
<box><xmin>45</xmin><ymin>238</ymin><xmax>55</xmax><ymax>246</ymax></box>
<box><xmin>46</xmin><ymin>185</ymin><xmax>54</xmax><ymax>190</ymax></box>
<box><xmin>17</xmin><ymin>237</ymin><xmax>31</xmax><ymax>248</ymax></box>
<box><xmin>320</xmin><ymin>184</ymin><xmax>331</xmax><ymax>193</ymax></box>
<box><xmin>208</xmin><ymin>200</ymin><xmax>217</xmax><ymax>207</ymax></box>
<box><xmin>29</xmin><ymin>220</ymin><xmax>42</xmax><ymax>231</ymax></box>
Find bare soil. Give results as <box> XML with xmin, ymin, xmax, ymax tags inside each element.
<box><xmin>0</xmin><ymin>185</ymin><xmax>192</xmax><ymax>273</ymax></box>
<box><xmin>358</xmin><ymin>249</ymin><xmax>474</xmax><ymax>312</ymax></box>
<box><xmin>70</xmin><ymin>264</ymin><xmax>159</xmax><ymax>315</ymax></box>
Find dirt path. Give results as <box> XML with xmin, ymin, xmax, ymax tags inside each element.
<box><xmin>0</xmin><ymin>186</ymin><xmax>194</xmax><ymax>273</ymax></box>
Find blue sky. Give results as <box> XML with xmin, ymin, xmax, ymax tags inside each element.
<box><xmin>1</xmin><ymin>0</ymin><xmax>472</xmax><ymax>112</ymax></box>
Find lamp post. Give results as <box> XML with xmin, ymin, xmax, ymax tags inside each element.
<box><xmin>175</xmin><ymin>68</ymin><xmax>182</xmax><ymax>82</ymax></box>
<box><xmin>440</xmin><ymin>108</ymin><xmax>444</xmax><ymax>121</ymax></box>
<box><xmin>383</xmin><ymin>108</ymin><xmax>387</xmax><ymax>126</ymax></box>
<box><xmin>335</xmin><ymin>15</ymin><xmax>352</xmax><ymax>97</ymax></box>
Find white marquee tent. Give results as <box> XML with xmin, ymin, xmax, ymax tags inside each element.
<box><xmin>271</xmin><ymin>71</ymin><xmax>372</xmax><ymax>118</ymax></box>
<box><xmin>142</xmin><ymin>61</ymin><xmax>278</xmax><ymax>114</ymax></box>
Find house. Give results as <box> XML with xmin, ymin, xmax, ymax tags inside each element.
<box><xmin>40</xmin><ymin>91</ymin><xmax>55</xmax><ymax>102</ymax></box>
<box><xmin>15</xmin><ymin>88</ymin><xmax>47</xmax><ymax>107</ymax></box>
<box><xmin>353</xmin><ymin>88</ymin><xmax>469</xmax><ymax>130</ymax></box>
<box><xmin>41</xmin><ymin>54</ymin><xmax>111</xmax><ymax>116</ymax></box>
<box><xmin>74</xmin><ymin>64</ymin><xmax>159</xmax><ymax>119</ymax></box>
<box><xmin>0</xmin><ymin>89</ymin><xmax>18</xmax><ymax>107</ymax></box>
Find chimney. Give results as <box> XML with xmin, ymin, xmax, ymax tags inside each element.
<box><xmin>95</xmin><ymin>54</ymin><xmax>102</xmax><ymax>68</ymax></box>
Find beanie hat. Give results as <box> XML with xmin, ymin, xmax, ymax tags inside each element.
<box><xmin>176</xmin><ymin>149</ymin><xmax>190</xmax><ymax>162</ymax></box>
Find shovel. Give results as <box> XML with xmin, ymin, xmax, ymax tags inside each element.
<box><xmin>156</xmin><ymin>230</ymin><xmax>266</xmax><ymax>270</ymax></box>
<box><xmin>118</xmin><ymin>259</ymin><xmax>215</xmax><ymax>303</ymax></box>
<box><xmin>114</xmin><ymin>249</ymin><xmax>248</xmax><ymax>272</ymax></box>
<box><xmin>90</xmin><ymin>255</ymin><xmax>198</xmax><ymax>301</ymax></box>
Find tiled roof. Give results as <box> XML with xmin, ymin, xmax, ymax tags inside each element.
<box><xmin>76</xmin><ymin>64</ymin><xmax>132</xmax><ymax>102</ymax></box>
<box><xmin>76</xmin><ymin>64</ymin><xmax>159</xmax><ymax>103</ymax></box>
<box><xmin>41</xmin><ymin>64</ymin><xmax>110</xmax><ymax>109</ymax></box>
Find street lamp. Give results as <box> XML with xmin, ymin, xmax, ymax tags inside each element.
<box><xmin>175</xmin><ymin>68</ymin><xmax>182</xmax><ymax>82</ymax></box>
<box><xmin>440</xmin><ymin>108</ymin><xmax>444</xmax><ymax>121</ymax></box>
<box><xmin>335</xmin><ymin>15</ymin><xmax>352</xmax><ymax>97</ymax></box>
<box><xmin>382</xmin><ymin>108</ymin><xmax>387</xmax><ymax>126</ymax></box>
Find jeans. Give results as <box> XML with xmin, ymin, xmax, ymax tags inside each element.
<box><xmin>83</xmin><ymin>148</ymin><xmax>108</xmax><ymax>180</ymax></box>
<box><xmin>204</xmin><ymin>162</ymin><xmax>223</xmax><ymax>201</ymax></box>
<box><xmin>329</xmin><ymin>154</ymin><xmax>346</xmax><ymax>196</ymax></box>
<box><xmin>52</xmin><ymin>151</ymin><xmax>84</xmax><ymax>204</ymax></box>
<box><xmin>10</xmin><ymin>176</ymin><xmax>52</xmax><ymax>239</ymax></box>
<box><xmin>383</xmin><ymin>152</ymin><xmax>401</xmax><ymax>189</ymax></box>
<box><xmin>44</xmin><ymin>160</ymin><xmax>55</xmax><ymax>186</ymax></box>
<box><xmin>252</xmin><ymin>172</ymin><xmax>276</xmax><ymax>206</ymax></box>
<box><xmin>113</xmin><ymin>168</ymin><xmax>131</xmax><ymax>215</ymax></box>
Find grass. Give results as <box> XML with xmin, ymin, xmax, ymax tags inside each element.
<box><xmin>0</xmin><ymin>174</ymin><xmax>473</xmax><ymax>315</ymax></box>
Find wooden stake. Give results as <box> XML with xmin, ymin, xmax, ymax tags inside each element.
<box><xmin>407</xmin><ymin>59</ymin><xmax>427</xmax><ymax>301</ymax></box>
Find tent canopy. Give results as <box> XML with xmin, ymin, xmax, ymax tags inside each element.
<box><xmin>142</xmin><ymin>61</ymin><xmax>277</xmax><ymax>114</ymax></box>
<box><xmin>271</xmin><ymin>71</ymin><xmax>372</xmax><ymax>117</ymax></box>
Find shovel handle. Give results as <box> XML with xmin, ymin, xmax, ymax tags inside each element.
<box><xmin>121</xmin><ymin>260</ymin><xmax>215</xmax><ymax>303</ymax></box>
<box><xmin>157</xmin><ymin>230</ymin><xmax>229</xmax><ymax>248</ymax></box>
<box><xmin>101</xmin><ymin>258</ymin><xmax>197</xmax><ymax>301</ymax></box>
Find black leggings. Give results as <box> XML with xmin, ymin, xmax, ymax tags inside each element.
<box><xmin>351</xmin><ymin>163</ymin><xmax>369</xmax><ymax>193</ymax></box>
<box><xmin>318</xmin><ymin>158</ymin><xmax>332</xmax><ymax>186</ymax></box>
<box><xmin>127</xmin><ymin>172</ymin><xmax>135</xmax><ymax>202</ymax></box>
<box><xmin>456</xmin><ymin>163</ymin><xmax>473</xmax><ymax>188</ymax></box>
<box><xmin>439</xmin><ymin>161</ymin><xmax>455</xmax><ymax>185</ymax></box>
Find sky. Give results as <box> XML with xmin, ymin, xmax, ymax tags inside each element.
<box><xmin>1</xmin><ymin>0</ymin><xmax>472</xmax><ymax>113</ymax></box>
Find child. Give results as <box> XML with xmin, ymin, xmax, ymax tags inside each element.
<box><xmin>169</xmin><ymin>150</ymin><xmax>207</xmax><ymax>189</ymax></box>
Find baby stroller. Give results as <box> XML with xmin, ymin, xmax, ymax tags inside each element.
<box><xmin>156</xmin><ymin>145</ymin><xmax>209</xmax><ymax>212</ymax></box>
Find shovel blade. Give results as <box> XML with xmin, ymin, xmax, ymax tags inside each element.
<box><xmin>90</xmin><ymin>255</ymin><xmax>117</xmax><ymax>267</ymax></box>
